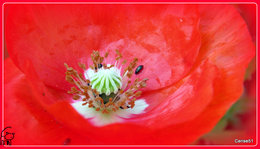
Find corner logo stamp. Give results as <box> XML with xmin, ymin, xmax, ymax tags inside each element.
<box><xmin>1</xmin><ymin>126</ymin><xmax>15</xmax><ymax>145</ymax></box>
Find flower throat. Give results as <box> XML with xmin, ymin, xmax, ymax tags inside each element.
<box><xmin>65</xmin><ymin>50</ymin><xmax>148</xmax><ymax>114</ymax></box>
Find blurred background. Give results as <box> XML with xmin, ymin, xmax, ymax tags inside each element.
<box><xmin>3</xmin><ymin>4</ymin><xmax>256</xmax><ymax>145</ymax></box>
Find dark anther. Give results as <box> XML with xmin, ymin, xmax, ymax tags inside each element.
<box><xmin>100</xmin><ymin>93</ymin><xmax>116</xmax><ymax>104</ymax></box>
<box><xmin>135</xmin><ymin>65</ymin><xmax>144</xmax><ymax>75</ymax></box>
<box><xmin>120</xmin><ymin>106</ymin><xmax>124</xmax><ymax>109</ymax></box>
<box><xmin>127</xmin><ymin>105</ymin><xmax>130</xmax><ymax>108</ymax></box>
<box><xmin>87</xmin><ymin>83</ymin><xmax>90</xmax><ymax>86</ymax></box>
<box><xmin>98</xmin><ymin>63</ymin><xmax>103</xmax><ymax>68</ymax></box>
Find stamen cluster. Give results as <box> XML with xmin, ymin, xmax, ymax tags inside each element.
<box><xmin>65</xmin><ymin>50</ymin><xmax>148</xmax><ymax>114</ymax></box>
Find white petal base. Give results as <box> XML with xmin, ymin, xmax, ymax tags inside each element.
<box><xmin>71</xmin><ymin>99</ymin><xmax>149</xmax><ymax>127</ymax></box>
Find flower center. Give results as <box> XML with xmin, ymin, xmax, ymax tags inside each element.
<box><xmin>65</xmin><ymin>50</ymin><xmax>148</xmax><ymax>114</ymax></box>
<box><xmin>86</xmin><ymin>64</ymin><xmax>122</xmax><ymax>96</ymax></box>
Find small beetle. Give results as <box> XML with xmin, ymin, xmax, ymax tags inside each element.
<box><xmin>135</xmin><ymin>65</ymin><xmax>144</xmax><ymax>75</ymax></box>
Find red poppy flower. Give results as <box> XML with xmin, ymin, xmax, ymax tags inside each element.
<box><xmin>4</xmin><ymin>4</ymin><xmax>255</xmax><ymax>145</ymax></box>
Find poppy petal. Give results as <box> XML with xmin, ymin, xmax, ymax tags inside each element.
<box><xmin>236</xmin><ymin>4</ymin><xmax>256</xmax><ymax>41</ymax></box>
<box><xmin>97</xmin><ymin>5</ymin><xmax>201</xmax><ymax>91</ymax></box>
<box><xmin>5</xmin><ymin>58</ymin><xmax>154</xmax><ymax>144</ymax></box>
<box><xmin>148</xmin><ymin>5</ymin><xmax>255</xmax><ymax>144</ymax></box>
<box><xmin>115</xmin><ymin>5</ymin><xmax>254</xmax><ymax>144</ymax></box>
<box><xmin>197</xmin><ymin>5</ymin><xmax>255</xmax><ymax>68</ymax></box>
<box><xmin>4</xmin><ymin>58</ymin><xmax>100</xmax><ymax>144</ymax></box>
<box><xmin>131</xmin><ymin>59</ymin><xmax>217</xmax><ymax>128</ymax></box>
<box><xmin>5</xmin><ymin>4</ymin><xmax>201</xmax><ymax>91</ymax></box>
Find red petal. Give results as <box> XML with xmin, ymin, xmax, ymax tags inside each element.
<box><xmin>236</xmin><ymin>4</ymin><xmax>256</xmax><ymax>42</ymax></box>
<box><xmin>4</xmin><ymin>58</ymin><xmax>154</xmax><ymax>144</ymax></box>
<box><xmin>133</xmin><ymin>4</ymin><xmax>255</xmax><ymax>125</ymax></box>
<box><xmin>197</xmin><ymin>4</ymin><xmax>255</xmax><ymax>68</ymax></box>
<box><xmin>134</xmin><ymin>60</ymin><xmax>217</xmax><ymax>127</ymax></box>
<box><xmin>5</xmin><ymin>4</ymin><xmax>201</xmax><ymax>91</ymax></box>
<box><xmin>117</xmin><ymin>5</ymin><xmax>255</xmax><ymax>144</ymax></box>
<box><xmin>154</xmin><ymin>5</ymin><xmax>255</xmax><ymax>144</ymax></box>
<box><xmin>98</xmin><ymin>5</ymin><xmax>201</xmax><ymax>91</ymax></box>
<box><xmin>4</xmin><ymin>58</ymin><xmax>101</xmax><ymax>144</ymax></box>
